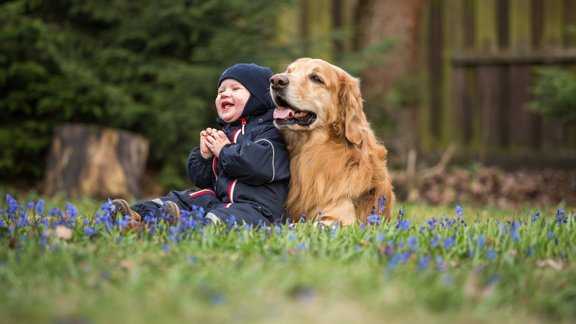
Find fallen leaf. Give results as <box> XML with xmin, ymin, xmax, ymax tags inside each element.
<box><xmin>536</xmin><ymin>259</ymin><xmax>564</xmax><ymax>271</ymax></box>
<box><xmin>119</xmin><ymin>260</ymin><xmax>134</xmax><ymax>273</ymax></box>
<box><xmin>55</xmin><ymin>225</ymin><xmax>73</xmax><ymax>240</ymax></box>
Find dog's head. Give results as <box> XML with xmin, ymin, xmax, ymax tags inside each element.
<box><xmin>270</xmin><ymin>58</ymin><xmax>367</xmax><ymax>146</ymax></box>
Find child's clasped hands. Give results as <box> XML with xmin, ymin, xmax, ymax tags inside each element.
<box><xmin>200</xmin><ymin>128</ymin><xmax>231</xmax><ymax>159</ymax></box>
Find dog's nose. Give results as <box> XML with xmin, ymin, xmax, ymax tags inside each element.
<box><xmin>270</xmin><ymin>74</ymin><xmax>289</xmax><ymax>89</ymax></box>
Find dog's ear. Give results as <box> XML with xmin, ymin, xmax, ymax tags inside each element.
<box><xmin>339</xmin><ymin>73</ymin><xmax>366</xmax><ymax>147</ymax></box>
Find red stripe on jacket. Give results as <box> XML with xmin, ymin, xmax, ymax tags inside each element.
<box><xmin>227</xmin><ymin>179</ymin><xmax>237</xmax><ymax>203</ymax></box>
<box><xmin>232</xmin><ymin>129</ymin><xmax>241</xmax><ymax>143</ymax></box>
<box><xmin>189</xmin><ymin>189</ymin><xmax>217</xmax><ymax>199</ymax></box>
<box><xmin>212</xmin><ymin>157</ymin><xmax>218</xmax><ymax>178</ymax></box>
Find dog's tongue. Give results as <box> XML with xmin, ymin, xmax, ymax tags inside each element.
<box><xmin>273</xmin><ymin>107</ymin><xmax>295</xmax><ymax>120</ymax></box>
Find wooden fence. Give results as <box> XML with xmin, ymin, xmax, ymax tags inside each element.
<box><xmin>420</xmin><ymin>0</ymin><xmax>576</xmax><ymax>166</ymax></box>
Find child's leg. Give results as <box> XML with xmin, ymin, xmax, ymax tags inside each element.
<box><xmin>131</xmin><ymin>189</ymin><xmax>221</xmax><ymax>221</ymax></box>
<box><xmin>177</xmin><ymin>189</ymin><xmax>222</xmax><ymax>216</ymax></box>
<box><xmin>130</xmin><ymin>198</ymin><xmax>180</xmax><ymax>223</ymax></box>
<box><xmin>206</xmin><ymin>203</ymin><xmax>275</xmax><ymax>226</ymax></box>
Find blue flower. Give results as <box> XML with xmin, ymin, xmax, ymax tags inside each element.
<box><xmin>443</xmin><ymin>236</ymin><xmax>455</xmax><ymax>250</ymax></box>
<box><xmin>6</xmin><ymin>194</ymin><xmax>18</xmax><ymax>216</ymax></box>
<box><xmin>378</xmin><ymin>195</ymin><xmax>387</xmax><ymax>205</ymax></box>
<box><xmin>209</xmin><ymin>292</ymin><xmax>226</xmax><ymax>306</ymax></box>
<box><xmin>401</xmin><ymin>251</ymin><xmax>413</xmax><ymax>263</ymax></box>
<box><xmin>331</xmin><ymin>229</ymin><xmax>338</xmax><ymax>238</ymax></box>
<box><xmin>396</xmin><ymin>219</ymin><xmax>410</xmax><ymax>231</ymax></box>
<box><xmin>430</xmin><ymin>236</ymin><xmax>440</xmax><ymax>248</ymax></box>
<box><xmin>426</xmin><ymin>218</ymin><xmax>438</xmax><ymax>231</ymax></box>
<box><xmin>367</xmin><ymin>215</ymin><xmax>380</xmax><ymax>224</ymax></box>
<box><xmin>510</xmin><ymin>228</ymin><xmax>520</xmax><ymax>241</ymax></box>
<box><xmin>486</xmin><ymin>248</ymin><xmax>496</xmax><ymax>261</ymax></box>
<box><xmin>385</xmin><ymin>241</ymin><xmax>394</xmax><ymax>256</ymax></box>
<box><xmin>556</xmin><ymin>210</ymin><xmax>567</xmax><ymax>224</ymax></box>
<box><xmin>455</xmin><ymin>205</ymin><xmax>464</xmax><ymax>218</ymax></box>
<box><xmin>168</xmin><ymin>234</ymin><xmax>180</xmax><ymax>243</ymax></box>
<box><xmin>84</xmin><ymin>226</ymin><xmax>97</xmax><ymax>237</ymax></box>
<box><xmin>435</xmin><ymin>256</ymin><xmax>446</xmax><ymax>271</ymax></box>
<box><xmin>387</xmin><ymin>253</ymin><xmax>401</xmax><ymax>270</ymax></box>
<box><xmin>407</xmin><ymin>237</ymin><xmax>418</xmax><ymax>251</ymax></box>
<box><xmin>65</xmin><ymin>202</ymin><xmax>78</xmax><ymax>226</ymax></box>
<box><xmin>418</xmin><ymin>255</ymin><xmax>430</xmax><ymax>272</ymax></box>
<box><xmin>477</xmin><ymin>235</ymin><xmax>486</xmax><ymax>248</ymax></box>
<box><xmin>101</xmin><ymin>200</ymin><xmax>114</xmax><ymax>214</ymax></box>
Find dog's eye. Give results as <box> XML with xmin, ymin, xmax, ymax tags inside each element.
<box><xmin>310</xmin><ymin>74</ymin><xmax>323</xmax><ymax>84</ymax></box>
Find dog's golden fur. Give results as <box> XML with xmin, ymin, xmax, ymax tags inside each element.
<box><xmin>270</xmin><ymin>58</ymin><xmax>394</xmax><ymax>225</ymax></box>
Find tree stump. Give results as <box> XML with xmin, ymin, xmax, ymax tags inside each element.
<box><xmin>44</xmin><ymin>123</ymin><xmax>149</xmax><ymax>199</ymax></box>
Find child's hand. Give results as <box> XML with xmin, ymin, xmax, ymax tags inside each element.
<box><xmin>206</xmin><ymin>130</ymin><xmax>231</xmax><ymax>158</ymax></box>
<box><xmin>199</xmin><ymin>128</ymin><xmax>216</xmax><ymax>159</ymax></box>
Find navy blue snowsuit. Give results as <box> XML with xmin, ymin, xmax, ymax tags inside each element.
<box><xmin>131</xmin><ymin>64</ymin><xmax>290</xmax><ymax>225</ymax></box>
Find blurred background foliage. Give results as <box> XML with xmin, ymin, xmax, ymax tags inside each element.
<box><xmin>0</xmin><ymin>0</ymin><xmax>300</xmax><ymax>189</ymax></box>
<box><xmin>1</xmin><ymin>0</ymin><xmax>575</xmax><ymax>197</ymax></box>
<box><xmin>0</xmin><ymin>0</ymin><xmax>400</xmax><ymax>191</ymax></box>
<box><xmin>529</xmin><ymin>68</ymin><xmax>576</xmax><ymax>126</ymax></box>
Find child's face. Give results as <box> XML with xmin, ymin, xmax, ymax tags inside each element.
<box><xmin>215</xmin><ymin>79</ymin><xmax>250</xmax><ymax>123</ymax></box>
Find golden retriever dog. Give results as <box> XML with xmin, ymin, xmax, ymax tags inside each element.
<box><xmin>270</xmin><ymin>58</ymin><xmax>394</xmax><ymax>226</ymax></box>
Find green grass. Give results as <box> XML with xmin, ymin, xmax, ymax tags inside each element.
<box><xmin>0</xmin><ymin>190</ymin><xmax>574</xmax><ymax>324</ymax></box>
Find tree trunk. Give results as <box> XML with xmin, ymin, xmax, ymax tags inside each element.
<box><xmin>44</xmin><ymin>123</ymin><xmax>149</xmax><ymax>199</ymax></box>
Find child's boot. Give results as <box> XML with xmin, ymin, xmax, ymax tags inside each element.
<box><xmin>112</xmin><ymin>199</ymin><xmax>142</xmax><ymax>232</ymax></box>
<box><xmin>161</xmin><ymin>201</ymin><xmax>181</xmax><ymax>224</ymax></box>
